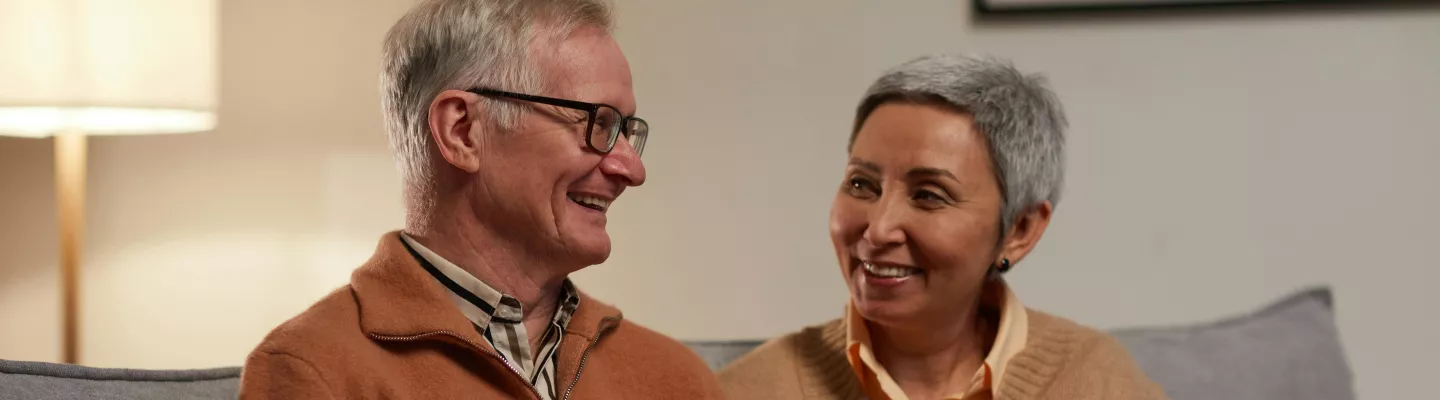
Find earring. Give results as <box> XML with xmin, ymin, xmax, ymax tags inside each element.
<box><xmin>986</xmin><ymin>258</ymin><xmax>1012</xmax><ymax>281</ymax></box>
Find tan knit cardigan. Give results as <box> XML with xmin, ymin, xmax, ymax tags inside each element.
<box><xmin>719</xmin><ymin>309</ymin><xmax>1167</xmax><ymax>400</ymax></box>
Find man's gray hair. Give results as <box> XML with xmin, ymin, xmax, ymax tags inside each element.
<box><xmin>380</xmin><ymin>0</ymin><xmax>613</xmax><ymax>204</ymax></box>
<box><xmin>852</xmin><ymin>54</ymin><xmax>1068</xmax><ymax>233</ymax></box>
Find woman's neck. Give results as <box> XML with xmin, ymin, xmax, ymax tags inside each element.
<box><xmin>868</xmin><ymin>304</ymin><xmax>994</xmax><ymax>400</ymax></box>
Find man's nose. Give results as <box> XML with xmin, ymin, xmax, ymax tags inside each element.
<box><xmin>599</xmin><ymin>138</ymin><xmax>646</xmax><ymax>186</ymax></box>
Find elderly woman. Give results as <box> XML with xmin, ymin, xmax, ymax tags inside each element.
<box><xmin>719</xmin><ymin>54</ymin><xmax>1164</xmax><ymax>400</ymax></box>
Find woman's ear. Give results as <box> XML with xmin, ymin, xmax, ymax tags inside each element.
<box><xmin>998</xmin><ymin>201</ymin><xmax>1054</xmax><ymax>269</ymax></box>
<box><xmin>427</xmin><ymin>89</ymin><xmax>487</xmax><ymax>173</ymax></box>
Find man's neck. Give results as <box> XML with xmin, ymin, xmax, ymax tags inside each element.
<box><xmin>869</xmin><ymin>301</ymin><xmax>992</xmax><ymax>400</ymax></box>
<box><xmin>406</xmin><ymin>215</ymin><xmax>568</xmax><ymax>350</ymax></box>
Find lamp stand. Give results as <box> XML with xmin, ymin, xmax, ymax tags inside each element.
<box><xmin>55</xmin><ymin>132</ymin><xmax>85</xmax><ymax>365</ymax></box>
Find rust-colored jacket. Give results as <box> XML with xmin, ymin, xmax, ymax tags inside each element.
<box><xmin>239</xmin><ymin>232</ymin><xmax>724</xmax><ymax>399</ymax></box>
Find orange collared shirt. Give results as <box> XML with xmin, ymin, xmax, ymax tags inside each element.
<box><xmin>844</xmin><ymin>280</ymin><xmax>1029</xmax><ymax>400</ymax></box>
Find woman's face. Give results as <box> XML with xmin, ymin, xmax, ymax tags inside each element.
<box><xmin>830</xmin><ymin>101</ymin><xmax>1006</xmax><ymax>327</ymax></box>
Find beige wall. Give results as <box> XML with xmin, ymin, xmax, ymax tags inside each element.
<box><xmin>2</xmin><ymin>0</ymin><xmax>1438</xmax><ymax>398</ymax></box>
<box><xmin>595</xmin><ymin>4</ymin><xmax>1440</xmax><ymax>399</ymax></box>
<box><xmin>0</xmin><ymin>0</ymin><xmax>414</xmax><ymax>369</ymax></box>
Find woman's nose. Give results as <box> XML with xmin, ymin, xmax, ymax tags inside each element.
<box><xmin>862</xmin><ymin>200</ymin><xmax>906</xmax><ymax>247</ymax></box>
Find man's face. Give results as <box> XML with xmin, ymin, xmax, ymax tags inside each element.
<box><xmin>470</xmin><ymin>26</ymin><xmax>645</xmax><ymax>271</ymax></box>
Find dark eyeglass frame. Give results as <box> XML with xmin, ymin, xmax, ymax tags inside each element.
<box><xmin>467</xmin><ymin>87</ymin><xmax>648</xmax><ymax>157</ymax></box>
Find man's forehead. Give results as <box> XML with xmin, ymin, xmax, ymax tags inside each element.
<box><xmin>532</xmin><ymin>27</ymin><xmax>634</xmax><ymax>111</ymax></box>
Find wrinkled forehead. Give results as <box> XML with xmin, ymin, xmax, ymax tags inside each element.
<box><xmin>530</xmin><ymin>26</ymin><xmax>635</xmax><ymax>114</ymax></box>
<box><xmin>850</xmin><ymin>103</ymin><xmax>994</xmax><ymax>176</ymax></box>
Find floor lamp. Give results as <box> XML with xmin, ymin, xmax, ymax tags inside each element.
<box><xmin>0</xmin><ymin>0</ymin><xmax>218</xmax><ymax>365</ymax></box>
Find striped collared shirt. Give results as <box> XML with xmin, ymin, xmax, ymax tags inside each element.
<box><xmin>400</xmin><ymin>234</ymin><xmax>580</xmax><ymax>400</ymax></box>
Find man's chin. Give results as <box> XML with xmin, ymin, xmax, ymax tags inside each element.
<box><xmin>560</xmin><ymin>234</ymin><xmax>612</xmax><ymax>267</ymax></box>
<box><xmin>574</xmin><ymin>249</ymin><xmax>610</xmax><ymax>267</ymax></box>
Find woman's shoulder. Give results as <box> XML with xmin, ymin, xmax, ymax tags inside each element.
<box><xmin>1021</xmin><ymin>308</ymin><xmax>1138</xmax><ymax>362</ymax></box>
<box><xmin>1012</xmin><ymin>308</ymin><xmax>1167</xmax><ymax>399</ymax></box>
<box><xmin>1023</xmin><ymin>308</ymin><xmax>1108</xmax><ymax>342</ymax></box>
<box><xmin>718</xmin><ymin>318</ymin><xmax>854</xmax><ymax>399</ymax></box>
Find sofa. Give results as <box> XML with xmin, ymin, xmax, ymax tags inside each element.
<box><xmin>0</xmin><ymin>287</ymin><xmax>1354</xmax><ymax>399</ymax></box>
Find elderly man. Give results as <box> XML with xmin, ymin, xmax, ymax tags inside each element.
<box><xmin>238</xmin><ymin>0</ymin><xmax>724</xmax><ymax>398</ymax></box>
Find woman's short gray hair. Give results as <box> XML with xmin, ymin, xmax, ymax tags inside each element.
<box><xmin>380</xmin><ymin>0</ymin><xmax>613</xmax><ymax>196</ymax></box>
<box><xmin>852</xmin><ymin>54</ymin><xmax>1068</xmax><ymax>233</ymax></box>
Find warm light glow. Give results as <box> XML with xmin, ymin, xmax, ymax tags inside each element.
<box><xmin>0</xmin><ymin>0</ymin><xmax>218</xmax><ymax>137</ymax></box>
<box><xmin>0</xmin><ymin>108</ymin><xmax>216</xmax><ymax>138</ymax></box>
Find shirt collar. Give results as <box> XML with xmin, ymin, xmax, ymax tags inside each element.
<box><xmin>399</xmin><ymin>232</ymin><xmax>579</xmax><ymax>332</ymax></box>
<box><xmin>986</xmin><ymin>279</ymin><xmax>1028</xmax><ymax>391</ymax></box>
<box><xmin>844</xmin><ymin>278</ymin><xmax>1029</xmax><ymax>399</ymax></box>
<box><xmin>351</xmin><ymin>232</ymin><xmax>622</xmax><ymax>350</ymax></box>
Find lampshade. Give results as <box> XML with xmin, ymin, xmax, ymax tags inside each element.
<box><xmin>0</xmin><ymin>0</ymin><xmax>218</xmax><ymax>138</ymax></box>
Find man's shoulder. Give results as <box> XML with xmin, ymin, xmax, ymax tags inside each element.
<box><xmin>567</xmin><ymin>290</ymin><xmax>710</xmax><ymax>375</ymax></box>
<box><xmin>249</xmin><ymin>285</ymin><xmax>363</xmax><ymax>359</ymax></box>
<box><xmin>580</xmin><ymin>317</ymin><xmax>723</xmax><ymax>398</ymax></box>
<box><xmin>604</xmin><ymin>318</ymin><xmax>711</xmax><ymax>371</ymax></box>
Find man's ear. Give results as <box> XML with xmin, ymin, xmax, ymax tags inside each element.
<box><xmin>428</xmin><ymin>89</ymin><xmax>487</xmax><ymax>173</ymax></box>
<box><xmin>998</xmin><ymin>201</ymin><xmax>1054</xmax><ymax>269</ymax></box>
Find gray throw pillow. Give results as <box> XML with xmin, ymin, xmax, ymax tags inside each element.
<box><xmin>1111</xmin><ymin>287</ymin><xmax>1356</xmax><ymax>400</ymax></box>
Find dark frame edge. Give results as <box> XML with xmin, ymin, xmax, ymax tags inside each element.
<box><xmin>973</xmin><ymin>0</ymin><xmax>1440</xmax><ymax>17</ymax></box>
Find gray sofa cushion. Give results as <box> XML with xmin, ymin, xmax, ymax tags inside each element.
<box><xmin>685</xmin><ymin>340</ymin><xmax>767</xmax><ymax>371</ymax></box>
<box><xmin>1112</xmin><ymin>287</ymin><xmax>1355</xmax><ymax>400</ymax></box>
<box><xmin>0</xmin><ymin>359</ymin><xmax>239</xmax><ymax>400</ymax></box>
<box><xmin>0</xmin><ymin>287</ymin><xmax>1351</xmax><ymax>400</ymax></box>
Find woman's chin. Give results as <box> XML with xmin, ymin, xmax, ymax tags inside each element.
<box><xmin>851</xmin><ymin>295</ymin><xmax>925</xmax><ymax>326</ymax></box>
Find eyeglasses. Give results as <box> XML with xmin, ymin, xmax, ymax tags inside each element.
<box><xmin>468</xmin><ymin>88</ymin><xmax>648</xmax><ymax>157</ymax></box>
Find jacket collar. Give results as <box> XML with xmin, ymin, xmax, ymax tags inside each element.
<box><xmin>352</xmin><ymin>231</ymin><xmax>623</xmax><ymax>344</ymax></box>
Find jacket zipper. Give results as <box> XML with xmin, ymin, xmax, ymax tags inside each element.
<box><xmin>368</xmin><ymin>331</ymin><xmax>545</xmax><ymax>400</ymax></box>
<box><xmin>560</xmin><ymin>316</ymin><xmax>619</xmax><ymax>400</ymax></box>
